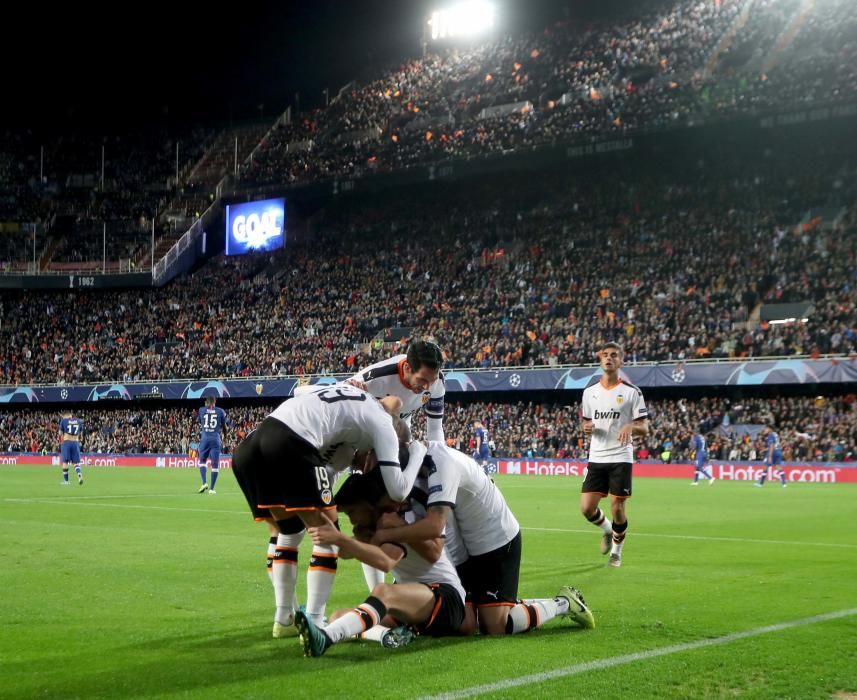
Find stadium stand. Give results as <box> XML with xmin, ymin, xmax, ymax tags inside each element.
<box><xmin>2</xmin><ymin>395</ymin><xmax>854</xmax><ymax>461</ymax></box>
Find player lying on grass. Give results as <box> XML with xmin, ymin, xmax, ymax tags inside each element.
<box><xmin>296</xmin><ymin>470</ymin><xmax>468</xmax><ymax>656</ymax></box>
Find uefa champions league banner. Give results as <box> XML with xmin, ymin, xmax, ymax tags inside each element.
<box><xmin>491</xmin><ymin>459</ymin><xmax>857</xmax><ymax>483</ymax></box>
<box><xmin>1</xmin><ymin>358</ymin><xmax>855</xmax><ymax>403</ymax></box>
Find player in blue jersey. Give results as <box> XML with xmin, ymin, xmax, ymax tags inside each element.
<box><xmin>196</xmin><ymin>397</ymin><xmax>231</xmax><ymax>494</ymax></box>
<box><xmin>472</xmin><ymin>419</ymin><xmax>490</xmax><ymax>471</ymax></box>
<box><xmin>755</xmin><ymin>426</ymin><xmax>786</xmax><ymax>488</ymax></box>
<box><xmin>691</xmin><ymin>431</ymin><xmax>715</xmax><ymax>486</ymax></box>
<box><xmin>58</xmin><ymin>411</ymin><xmax>84</xmax><ymax>486</ymax></box>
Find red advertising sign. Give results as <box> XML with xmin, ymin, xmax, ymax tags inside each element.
<box><xmin>494</xmin><ymin>460</ymin><xmax>857</xmax><ymax>484</ymax></box>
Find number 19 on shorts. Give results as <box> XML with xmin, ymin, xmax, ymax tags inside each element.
<box><xmin>315</xmin><ymin>467</ymin><xmax>334</xmax><ymax>506</ymax></box>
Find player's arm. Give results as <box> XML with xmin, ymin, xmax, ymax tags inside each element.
<box><xmin>309</xmin><ymin>514</ymin><xmax>404</xmax><ymax>572</ymax></box>
<box><xmin>424</xmin><ymin>392</ymin><xmax>445</xmax><ymax>442</ymax></box>
<box><xmin>373</xmin><ymin>504</ymin><xmax>450</xmax><ymax>546</ymax></box>
<box><xmin>369</xmin><ymin>411</ymin><xmax>426</xmax><ymax>501</ymax></box>
<box><xmin>580</xmin><ymin>392</ymin><xmax>593</xmax><ymax>435</ymax></box>
<box><xmin>377</xmin><ymin>511</ymin><xmax>444</xmax><ymax>563</ymax></box>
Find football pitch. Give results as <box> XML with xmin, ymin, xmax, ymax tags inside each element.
<box><xmin>2</xmin><ymin>465</ymin><xmax>856</xmax><ymax>699</ymax></box>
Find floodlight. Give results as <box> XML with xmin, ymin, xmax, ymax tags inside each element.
<box><xmin>429</xmin><ymin>2</ymin><xmax>495</xmax><ymax>41</ymax></box>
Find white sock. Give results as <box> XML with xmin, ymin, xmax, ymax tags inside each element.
<box><xmin>325</xmin><ymin>602</ymin><xmax>383</xmax><ymax>644</ymax></box>
<box><xmin>266</xmin><ymin>536</ymin><xmax>277</xmax><ymax>585</ymax></box>
<box><xmin>360</xmin><ymin>624</ymin><xmax>390</xmax><ymax>644</ymax></box>
<box><xmin>506</xmin><ymin>598</ymin><xmax>567</xmax><ymax>634</ymax></box>
<box><xmin>306</xmin><ymin>544</ymin><xmax>338</xmax><ymax>625</ymax></box>
<box><xmin>273</xmin><ymin>532</ymin><xmax>304</xmax><ymax>625</ymax></box>
<box><xmin>361</xmin><ymin>563</ymin><xmax>385</xmax><ymax>591</ymax></box>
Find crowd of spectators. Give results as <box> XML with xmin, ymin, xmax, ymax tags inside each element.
<box><xmin>427</xmin><ymin>394</ymin><xmax>857</xmax><ymax>463</ymax></box>
<box><xmin>3</xmin><ymin>394</ymin><xmax>854</xmax><ymax>463</ymax></box>
<box><xmin>1</xmin><ymin>144</ymin><xmax>855</xmax><ymax>385</ymax></box>
<box><xmin>241</xmin><ymin>0</ymin><xmax>857</xmax><ymax>186</ymax></box>
<box><xmin>0</xmin><ymin>127</ymin><xmax>212</xmax><ymax>268</ymax></box>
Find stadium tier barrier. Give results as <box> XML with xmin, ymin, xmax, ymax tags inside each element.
<box><xmin>2</xmin><ymin>454</ymin><xmax>855</xmax><ymax>483</ymax></box>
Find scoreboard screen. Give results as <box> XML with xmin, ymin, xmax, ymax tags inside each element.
<box><xmin>225</xmin><ymin>198</ymin><xmax>285</xmax><ymax>256</ymax></box>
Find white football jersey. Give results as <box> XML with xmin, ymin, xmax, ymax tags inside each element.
<box><xmin>411</xmin><ymin>474</ymin><xmax>468</xmax><ymax>567</ymax></box>
<box><xmin>353</xmin><ymin>355</ymin><xmax>445</xmax><ymax>441</ymax></box>
<box><xmin>268</xmin><ymin>383</ymin><xmax>414</xmax><ymax>501</ymax></box>
<box><xmin>581</xmin><ymin>378</ymin><xmax>648</xmax><ymax>462</ymax></box>
<box><xmin>423</xmin><ymin>441</ymin><xmax>520</xmax><ymax>557</ymax></box>
<box><xmin>389</xmin><ymin>509</ymin><xmax>466</xmax><ymax>606</ymax></box>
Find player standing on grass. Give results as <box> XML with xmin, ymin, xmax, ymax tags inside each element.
<box><xmin>755</xmin><ymin>425</ymin><xmax>787</xmax><ymax>488</ymax></box>
<box><xmin>691</xmin><ymin>431</ymin><xmax>716</xmax><ymax>486</ymax></box>
<box><xmin>580</xmin><ymin>342</ymin><xmax>649</xmax><ymax>568</ymax></box>
<box><xmin>196</xmin><ymin>397</ymin><xmax>231</xmax><ymax>494</ymax></box>
<box><xmin>58</xmin><ymin>410</ymin><xmax>84</xmax><ymax>486</ymax></box>
<box><xmin>472</xmin><ymin>419</ymin><xmax>490</xmax><ymax>470</ymax></box>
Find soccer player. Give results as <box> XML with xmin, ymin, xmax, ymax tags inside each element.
<box><xmin>691</xmin><ymin>431</ymin><xmax>716</xmax><ymax>486</ymax></box>
<box><xmin>231</xmin><ymin>383</ymin><xmax>426</xmax><ymax>638</ymax></box>
<box><xmin>350</xmin><ymin>339</ymin><xmax>446</xmax><ymax>590</ymax></box>
<box><xmin>296</xmin><ymin>471</ymin><xmax>467</xmax><ymax>657</ymax></box>
<box><xmin>196</xmin><ymin>397</ymin><xmax>231</xmax><ymax>494</ymax></box>
<box><xmin>755</xmin><ymin>426</ymin><xmax>786</xmax><ymax>488</ymax></box>
<box><xmin>373</xmin><ymin>440</ymin><xmax>595</xmax><ymax>635</ymax></box>
<box><xmin>580</xmin><ymin>342</ymin><xmax>649</xmax><ymax>568</ymax></box>
<box><xmin>472</xmin><ymin>419</ymin><xmax>490</xmax><ymax>470</ymax></box>
<box><xmin>58</xmin><ymin>410</ymin><xmax>84</xmax><ymax>486</ymax></box>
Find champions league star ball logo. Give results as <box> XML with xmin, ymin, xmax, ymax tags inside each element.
<box><xmin>671</xmin><ymin>364</ymin><xmax>686</xmax><ymax>383</ymax></box>
<box><xmin>509</xmin><ymin>374</ymin><xmax>521</xmax><ymax>388</ymax></box>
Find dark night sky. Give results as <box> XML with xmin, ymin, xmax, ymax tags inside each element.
<box><xmin>3</xmin><ymin>0</ymin><xmax>635</xmax><ymax>132</ymax></box>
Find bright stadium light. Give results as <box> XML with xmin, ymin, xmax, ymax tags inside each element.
<box><xmin>429</xmin><ymin>1</ymin><xmax>495</xmax><ymax>41</ymax></box>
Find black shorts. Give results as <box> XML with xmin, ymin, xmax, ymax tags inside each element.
<box><xmin>232</xmin><ymin>418</ymin><xmax>336</xmax><ymax>519</ymax></box>
<box><xmin>419</xmin><ymin>583</ymin><xmax>466</xmax><ymax>637</ymax></box>
<box><xmin>581</xmin><ymin>462</ymin><xmax>632</xmax><ymax>499</ymax></box>
<box><xmin>456</xmin><ymin>531</ymin><xmax>521</xmax><ymax>607</ymax></box>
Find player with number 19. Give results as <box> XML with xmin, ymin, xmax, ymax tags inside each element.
<box><xmin>231</xmin><ymin>383</ymin><xmax>427</xmax><ymax>638</ymax></box>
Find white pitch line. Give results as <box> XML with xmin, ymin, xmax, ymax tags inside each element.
<box><xmin>2</xmin><ymin>497</ymin><xmax>246</xmax><ymax>516</ymax></box>
<box><xmin>4</xmin><ymin>492</ymin><xmax>192</xmax><ymax>501</ymax></box>
<box><xmin>420</xmin><ymin>607</ymin><xmax>857</xmax><ymax>700</ymax></box>
<box><xmin>522</xmin><ymin>526</ymin><xmax>857</xmax><ymax>550</ymax></box>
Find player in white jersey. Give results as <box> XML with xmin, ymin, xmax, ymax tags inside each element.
<box><xmin>352</xmin><ymin>339</ymin><xmax>446</xmax><ymax>442</ymax></box>
<box><xmin>296</xmin><ymin>471</ymin><xmax>467</xmax><ymax>657</ymax></box>
<box><xmin>232</xmin><ymin>383</ymin><xmax>427</xmax><ymax>638</ymax></box>
<box><xmin>580</xmin><ymin>342</ymin><xmax>649</xmax><ymax>568</ymax></box>
<box><xmin>350</xmin><ymin>340</ymin><xmax>446</xmax><ymax>591</ymax></box>
<box><xmin>375</xmin><ymin>441</ymin><xmax>595</xmax><ymax>635</ymax></box>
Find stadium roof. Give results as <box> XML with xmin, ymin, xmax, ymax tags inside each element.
<box><xmin>2</xmin><ymin>0</ymin><xmax>634</xmax><ymax>130</ymax></box>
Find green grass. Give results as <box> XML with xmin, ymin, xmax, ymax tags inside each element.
<box><xmin>1</xmin><ymin>466</ymin><xmax>856</xmax><ymax>699</ymax></box>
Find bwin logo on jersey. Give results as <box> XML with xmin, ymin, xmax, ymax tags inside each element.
<box><xmin>594</xmin><ymin>409</ymin><xmax>621</xmax><ymax>419</ymax></box>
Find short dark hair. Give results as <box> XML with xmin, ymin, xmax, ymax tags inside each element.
<box><xmin>334</xmin><ymin>472</ymin><xmax>386</xmax><ymax>508</ymax></box>
<box><xmin>205</xmin><ymin>396</ymin><xmax>216</xmax><ymax>406</ymax></box>
<box><xmin>406</xmin><ymin>340</ymin><xmax>443</xmax><ymax>372</ymax></box>
<box><xmin>600</xmin><ymin>342</ymin><xmax>624</xmax><ymax>355</ymax></box>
